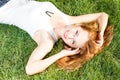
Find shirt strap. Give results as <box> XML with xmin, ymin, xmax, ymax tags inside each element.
<box><xmin>47</xmin><ymin>25</ymin><xmax>58</xmax><ymax>42</ymax></box>
<box><xmin>45</xmin><ymin>11</ymin><xmax>54</xmax><ymax>17</ymax></box>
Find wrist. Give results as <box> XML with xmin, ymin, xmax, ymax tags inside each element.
<box><xmin>98</xmin><ymin>31</ymin><xmax>104</xmax><ymax>37</ymax></box>
<box><xmin>58</xmin><ymin>51</ymin><xmax>66</xmax><ymax>58</ymax></box>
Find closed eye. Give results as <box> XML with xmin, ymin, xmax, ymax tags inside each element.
<box><xmin>75</xmin><ymin>30</ymin><xmax>79</xmax><ymax>36</ymax></box>
<box><xmin>72</xmin><ymin>40</ymin><xmax>75</xmax><ymax>44</ymax></box>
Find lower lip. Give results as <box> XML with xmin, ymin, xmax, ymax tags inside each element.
<box><xmin>64</xmin><ymin>30</ymin><xmax>69</xmax><ymax>39</ymax></box>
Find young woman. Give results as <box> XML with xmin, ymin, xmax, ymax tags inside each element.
<box><xmin>0</xmin><ymin>0</ymin><xmax>113</xmax><ymax>75</ymax></box>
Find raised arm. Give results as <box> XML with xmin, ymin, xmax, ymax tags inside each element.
<box><xmin>69</xmin><ymin>12</ymin><xmax>109</xmax><ymax>35</ymax></box>
<box><xmin>25</xmin><ymin>43</ymin><xmax>80</xmax><ymax>75</ymax></box>
<box><xmin>68</xmin><ymin>12</ymin><xmax>109</xmax><ymax>46</ymax></box>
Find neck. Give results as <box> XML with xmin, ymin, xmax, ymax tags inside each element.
<box><xmin>50</xmin><ymin>14</ymin><xmax>68</xmax><ymax>39</ymax></box>
<box><xmin>53</xmin><ymin>26</ymin><xmax>66</xmax><ymax>39</ymax></box>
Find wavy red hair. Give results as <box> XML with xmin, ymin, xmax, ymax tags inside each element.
<box><xmin>56</xmin><ymin>21</ymin><xmax>113</xmax><ymax>70</ymax></box>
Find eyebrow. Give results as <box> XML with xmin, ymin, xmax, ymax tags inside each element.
<box><xmin>76</xmin><ymin>30</ymin><xmax>78</xmax><ymax>35</ymax></box>
<box><xmin>72</xmin><ymin>30</ymin><xmax>79</xmax><ymax>45</ymax></box>
<box><xmin>75</xmin><ymin>31</ymin><xmax>80</xmax><ymax>46</ymax></box>
<box><xmin>75</xmin><ymin>30</ymin><xmax>79</xmax><ymax>37</ymax></box>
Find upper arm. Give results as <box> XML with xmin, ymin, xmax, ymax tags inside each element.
<box><xmin>27</xmin><ymin>40</ymin><xmax>54</xmax><ymax>64</ymax></box>
<box><xmin>28</xmin><ymin>30</ymin><xmax>55</xmax><ymax>64</ymax></box>
<box><xmin>69</xmin><ymin>12</ymin><xmax>108</xmax><ymax>24</ymax></box>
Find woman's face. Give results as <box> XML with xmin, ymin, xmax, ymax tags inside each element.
<box><xmin>61</xmin><ymin>25</ymin><xmax>89</xmax><ymax>48</ymax></box>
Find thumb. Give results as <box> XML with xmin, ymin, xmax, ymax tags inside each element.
<box><xmin>73</xmin><ymin>48</ymin><xmax>81</xmax><ymax>54</ymax></box>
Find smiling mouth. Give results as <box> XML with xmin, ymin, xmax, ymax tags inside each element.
<box><xmin>64</xmin><ymin>30</ymin><xmax>69</xmax><ymax>39</ymax></box>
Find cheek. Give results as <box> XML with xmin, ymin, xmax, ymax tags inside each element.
<box><xmin>63</xmin><ymin>39</ymin><xmax>70</xmax><ymax>45</ymax></box>
<box><xmin>63</xmin><ymin>39</ymin><xmax>72</xmax><ymax>47</ymax></box>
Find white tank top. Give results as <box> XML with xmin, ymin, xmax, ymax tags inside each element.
<box><xmin>0</xmin><ymin>1</ymin><xmax>70</xmax><ymax>42</ymax></box>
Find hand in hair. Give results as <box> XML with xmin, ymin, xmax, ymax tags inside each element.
<box><xmin>60</xmin><ymin>48</ymin><xmax>80</xmax><ymax>57</ymax></box>
<box><xmin>96</xmin><ymin>32</ymin><xmax>104</xmax><ymax>47</ymax></box>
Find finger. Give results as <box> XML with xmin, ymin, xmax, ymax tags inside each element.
<box><xmin>67</xmin><ymin>48</ymin><xmax>72</xmax><ymax>50</ymax></box>
<box><xmin>96</xmin><ymin>40</ymin><xmax>102</xmax><ymax>44</ymax></box>
<box><xmin>96</xmin><ymin>42</ymin><xmax>103</xmax><ymax>47</ymax></box>
<box><xmin>74</xmin><ymin>48</ymin><xmax>79</xmax><ymax>51</ymax></box>
<box><xmin>74</xmin><ymin>48</ymin><xmax>80</xmax><ymax>53</ymax></box>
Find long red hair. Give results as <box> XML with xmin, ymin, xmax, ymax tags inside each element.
<box><xmin>56</xmin><ymin>21</ymin><xmax>113</xmax><ymax>70</ymax></box>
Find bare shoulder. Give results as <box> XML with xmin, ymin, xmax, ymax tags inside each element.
<box><xmin>33</xmin><ymin>30</ymin><xmax>55</xmax><ymax>46</ymax></box>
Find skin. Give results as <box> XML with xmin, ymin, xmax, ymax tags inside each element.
<box><xmin>57</xmin><ymin>24</ymin><xmax>89</xmax><ymax>48</ymax></box>
<box><xmin>25</xmin><ymin>12</ymin><xmax>108</xmax><ymax>75</ymax></box>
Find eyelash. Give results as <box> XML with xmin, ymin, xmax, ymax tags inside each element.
<box><xmin>75</xmin><ymin>30</ymin><xmax>78</xmax><ymax>35</ymax></box>
<box><xmin>72</xmin><ymin>40</ymin><xmax>75</xmax><ymax>44</ymax></box>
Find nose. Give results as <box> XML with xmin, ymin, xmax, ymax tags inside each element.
<box><xmin>67</xmin><ymin>34</ymin><xmax>74</xmax><ymax>39</ymax></box>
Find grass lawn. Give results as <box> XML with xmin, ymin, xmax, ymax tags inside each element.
<box><xmin>0</xmin><ymin>0</ymin><xmax>120</xmax><ymax>80</ymax></box>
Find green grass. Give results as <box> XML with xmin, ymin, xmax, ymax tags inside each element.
<box><xmin>0</xmin><ymin>0</ymin><xmax>120</xmax><ymax>80</ymax></box>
